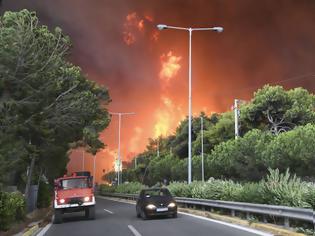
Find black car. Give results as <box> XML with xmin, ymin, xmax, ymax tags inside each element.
<box><xmin>136</xmin><ymin>188</ymin><xmax>177</xmax><ymax>220</ymax></box>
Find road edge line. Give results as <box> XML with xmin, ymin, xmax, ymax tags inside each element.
<box><xmin>36</xmin><ymin>223</ymin><xmax>52</xmax><ymax>236</ymax></box>
<box><xmin>179</xmin><ymin>212</ymin><xmax>273</xmax><ymax>236</ymax></box>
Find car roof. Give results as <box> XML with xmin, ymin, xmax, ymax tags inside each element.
<box><xmin>56</xmin><ymin>176</ymin><xmax>88</xmax><ymax>181</ymax></box>
<box><xmin>142</xmin><ymin>187</ymin><xmax>169</xmax><ymax>191</ymax></box>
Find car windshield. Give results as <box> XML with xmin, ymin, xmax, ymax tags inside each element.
<box><xmin>143</xmin><ymin>189</ymin><xmax>171</xmax><ymax>197</ymax></box>
<box><xmin>61</xmin><ymin>178</ymin><xmax>88</xmax><ymax>189</ymax></box>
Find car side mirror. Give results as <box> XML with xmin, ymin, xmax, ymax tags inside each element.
<box><xmin>88</xmin><ymin>177</ymin><xmax>93</xmax><ymax>188</ymax></box>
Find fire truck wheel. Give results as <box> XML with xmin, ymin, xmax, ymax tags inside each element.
<box><xmin>53</xmin><ymin>209</ymin><xmax>63</xmax><ymax>224</ymax></box>
<box><xmin>85</xmin><ymin>206</ymin><xmax>95</xmax><ymax>220</ymax></box>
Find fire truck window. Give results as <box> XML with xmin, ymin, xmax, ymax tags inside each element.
<box><xmin>62</xmin><ymin>178</ymin><xmax>88</xmax><ymax>189</ymax></box>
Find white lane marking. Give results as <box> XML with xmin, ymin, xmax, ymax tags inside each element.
<box><xmin>128</xmin><ymin>225</ymin><xmax>142</xmax><ymax>236</ymax></box>
<box><xmin>104</xmin><ymin>208</ymin><xmax>114</xmax><ymax>214</ymax></box>
<box><xmin>97</xmin><ymin>196</ymin><xmax>136</xmax><ymax>205</ymax></box>
<box><xmin>179</xmin><ymin>212</ymin><xmax>273</xmax><ymax>236</ymax></box>
<box><xmin>37</xmin><ymin>223</ymin><xmax>52</xmax><ymax>236</ymax></box>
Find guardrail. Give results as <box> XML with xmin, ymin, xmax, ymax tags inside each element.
<box><xmin>100</xmin><ymin>192</ymin><xmax>314</xmax><ymax>227</ymax></box>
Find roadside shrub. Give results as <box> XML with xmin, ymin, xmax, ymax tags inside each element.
<box><xmin>237</xmin><ymin>183</ymin><xmax>263</xmax><ymax>204</ymax></box>
<box><xmin>37</xmin><ymin>180</ymin><xmax>51</xmax><ymax>208</ymax></box>
<box><xmin>0</xmin><ymin>191</ymin><xmax>26</xmax><ymax>231</ymax></box>
<box><xmin>168</xmin><ymin>182</ymin><xmax>193</xmax><ymax>197</ymax></box>
<box><xmin>304</xmin><ymin>184</ymin><xmax>315</xmax><ymax>210</ymax></box>
<box><xmin>208</xmin><ymin>179</ymin><xmax>242</xmax><ymax>201</ymax></box>
<box><xmin>115</xmin><ymin>182</ymin><xmax>146</xmax><ymax>194</ymax></box>
<box><xmin>100</xmin><ymin>169</ymin><xmax>315</xmax><ymax>210</ymax></box>
<box><xmin>100</xmin><ymin>182</ymin><xmax>146</xmax><ymax>195</ymax></box>
<box><xmin>260</xmin><ymin>169</ymin><xmax>310</xmax><ymax>208</ymax></box>
<box><xmin>100</xmin><ymin>184</ymin><xmax>116</xmax><ymax>194</ymax></box>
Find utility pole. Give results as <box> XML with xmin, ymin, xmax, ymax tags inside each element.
<box><xmin>82</xmin><ymin>150</ymin><xmax>85</xmax><ymax>171</ymax></box>
<box><xmin>110</xmin><ymin>112</ymin><xmax>135</xmax><ymax>185</ymax></box>
<box><xmin>234</xmin><ymin>99</ymin><xmax>240</xmax><ymax>139</ymax></box>
<box><xmin>93</xmin><ymin>155</ymin><xmax>96</xmax><ymax>187</ymax></box>
<box><xmin>200</xmin><ymin>116</ymin><xmax>204</xmax><ymax>182</ymax></box>
<box><xmin>157</xmin><ymin>138</ymin><xmax>160</xmax><ymax>158</ymax></box>
<box><xmin>135</xmin><ymin>157</ymin><xmax>137</xmax><ymax>169</ymax></box>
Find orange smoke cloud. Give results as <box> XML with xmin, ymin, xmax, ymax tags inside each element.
<box><xmin>159</xmin><ymin>51</ymin><xmax>182</xmax><ymax>82</ymax></box>
<box><xmin>129</xmin><ymin>126</ymin><xmax>143</xmax><ymax>152</ymax></box>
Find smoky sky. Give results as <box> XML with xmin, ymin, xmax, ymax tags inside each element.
<box><xmin>1</xmin><ymin>0</ymin><xmax>315</xmax><ymax>181</ymax></box>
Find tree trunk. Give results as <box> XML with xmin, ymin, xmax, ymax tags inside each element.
<box><xmin>24</xmin><ymin>155</ymin><xmax>35</xmax><ymax>208</ymax></box>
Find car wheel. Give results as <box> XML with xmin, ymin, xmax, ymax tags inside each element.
<box><xmin>172</xmin><ymin>212</ymin><xmax>178</xmax><ymax>218</ymax></box>
<box><xmin>140</xmin><ymin>209</ymin><xmax>148</xmax><ymax>220</ymax></box>
<box><xmin>136</xmin><ymin>207</ymin><xmax>141</xmax><ymax>218</ymax></box>
<box><xmin>85</xmin><ymin>206</ymin><xmax>95</xmax><ymax>220</ymax></box>
<box><xmin>53</xmin><ymin>209</ymin><xmax>63</xmax><ymax>224</ymax></box>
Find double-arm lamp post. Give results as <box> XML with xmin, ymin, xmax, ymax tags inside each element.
<box><xmin>157</xmin><ymin>24</ymin><xmax>223</xmax><ymax>184</ymax></box>
<box><xmin>110</xmin><ymin>112</ymin><xmax>135</xmax><ymax>185</ymax></box>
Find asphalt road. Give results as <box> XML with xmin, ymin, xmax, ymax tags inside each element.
<box><xmin>43</xmin><ymin>197</ymin><xmax>272</xmax><ymax>236</ymax></box>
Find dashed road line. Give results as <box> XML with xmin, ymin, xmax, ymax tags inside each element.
<box><xmin>104</xmin><ymin>209</ymin><xmax>114</xmax><ymax>214</ymax></box>
<box><xmin>128</xmin><ymin>225</ymin><xmax>142</xmax><ymax>236</ymax></box>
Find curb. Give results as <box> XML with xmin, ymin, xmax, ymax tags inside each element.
<box><xmin>22</xmin><ymin>224</ymin><xmax>40</xmax><ymax>236</ymax></box>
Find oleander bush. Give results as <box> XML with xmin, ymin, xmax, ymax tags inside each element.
<box><xmin>260</xmin><ymin>169</ymin><xmax>311</xmax><ymax>208</ymax></box>
<box><xmin>100</xmin><ymin>169</ymin><xmax>315</xmax><ymax>210</ymax></box>
<box><xmin>0</xmin><ymin>191</ymin><xmax>26</xmax><ymax>231</ymax></box>
<box><xmin>100</xmin><ymin>182</ymin><xmax>147</xmax><ymax>195</ymax></box>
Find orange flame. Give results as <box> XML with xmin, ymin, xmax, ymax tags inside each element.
<box><xmin>151</xmin><ymin>30</ymin><xmax>159</xmax><ymax>42</ymax></box>
<box><xmin>159</xmin><ymin>51</ymin><xmax>182</xmax><ymax>82</ymax></box>
<box><xmin>123</xmin><ymin>12</ymin><xmax>144</xmax><ymax>45</ymax></box>
<box><xmin>153</xmin><ymin>96</ymin><xmax>184</xmax><ymax>138</ymax></box>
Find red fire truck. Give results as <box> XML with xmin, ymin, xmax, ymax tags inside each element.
<box><xmin>53</xmin><ymin>172</ymin><xmax>95</xmax><ymax>223</ymax></box>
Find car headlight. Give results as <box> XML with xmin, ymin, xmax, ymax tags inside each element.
<box><xmin>146</xmin><ymin>204</ymin><xmax>156</xmax><ymax>210</ymax></box>
<box><xmin>59</xmin><ymin>198</ymin><xmax>65</xmax><ymax>204</ymax></box>
<box><xmin>168</xmin><ymin>202</ymin><xmax>176</xmax><ymax>208</ymax></box>
<box><xmin>84</xmin><ymin>196</ymin><xmax>90</xmax><ymax>202</ymax></box>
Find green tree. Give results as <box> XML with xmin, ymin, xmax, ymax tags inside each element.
<box><xmin>0</xmin><ymin>10</ymin><xmax>111</xmax><ymax>191</ymax></box>
<box><xmin>264</xmin><ymin>124</ymin><xmax>315</xmax><ymax>177</ymax></box>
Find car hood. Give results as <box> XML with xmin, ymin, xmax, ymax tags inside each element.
<box><xmin>143</xmin><ymin>196</ymin><xmax>174</xmax><ymax>207</ymax></box>
<box><xmin>57</xmin><ymin>188</ymin><xmax>92</xmax><ymax>199</ymax></box>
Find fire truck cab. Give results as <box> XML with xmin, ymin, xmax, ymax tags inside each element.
<box><xmin>53</xmin><ymin>172</ymin><xmax>95</xmax><ymax>224</ymax></box>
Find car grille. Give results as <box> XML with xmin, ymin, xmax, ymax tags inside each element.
<box><xmin>68</xmin><ymin>197</ymin><xmax>83</xmax><ymax>205</ymax></box>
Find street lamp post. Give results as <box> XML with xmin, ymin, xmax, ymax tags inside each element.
<box><xmin>110</xmin><ymin>112</ymin><xmax>135</xmax><ymax>185</ymax></box>
<box><xmin>93</xmin><ymin>155</ymin><xmax>96</xmax><ymax>187</ymax></box>
<box><xmin>82</xmin><ymin>150</ymin><xmax>85</xmax><ymax>171</ymax></box>
<box><xmin>201</xmin><ymin>116</ymin><xmax>204</xmax><ymax>182</ymax></box>
<box><xmin>157</xmin><ymin>24</ymin><xmax>223</xmax><ymax>184</ymax></box>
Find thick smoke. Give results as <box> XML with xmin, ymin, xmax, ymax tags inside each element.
<box><xmin>1</xmin><ymin>0</ymin><xmax>315</xmax><ymax>181</ymax></box>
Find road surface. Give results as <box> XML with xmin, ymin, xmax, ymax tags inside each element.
<box><xmin>42</xmin><ymin>197</ymin><xmax>272</xmax><ymax>236</ymax></box>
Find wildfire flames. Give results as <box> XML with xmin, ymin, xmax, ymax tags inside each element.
<box><xmin>154</xmin><ymin>51</ymin><xmax>185</xmax><ymax>138</ymax></box>
<box><xmin>159</xmin><ymin>51</ymin><xmax>182</xmax><ymax>83</ymax></box>
<box><xmin>123</xmin><ymin>12</ymin><xmax>157</xmax><ymax>45</ymax></box>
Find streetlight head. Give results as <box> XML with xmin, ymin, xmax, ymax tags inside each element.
<box><xmin>212</xmin><ymin>27</ymin><xmax>224</xmax><ymax>33</ymax></box>
<box><xmin>157</xmin><ymin>24</ymin><xmax>168</xmax><ymax>30</ymax></box>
